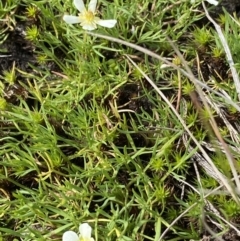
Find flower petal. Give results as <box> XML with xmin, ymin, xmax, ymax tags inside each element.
<box><xmin>88</xmin><ymin>0</ymin><xmax>97</xmax><ymax>13</ymax></box>
<box><xmin>62</xmin><ymin>231</ymin><xmax>79</xmax><ymax>241</ymax></box>
<box><xmin>79</xmin><ymin>223</ymin><xmax>92</xmax><ymax>239</ymax></box>
<box><xmin>205</xmin><ymin>0</ymin><xmax>218</xmax><ymax>5</ymax></box>
<box><xmin>74</xmin><ymin>0</ymin><xmax>86</xmax><ymax>12</ymax></box>
<box><xmin>63</xmin><ymin>15</ymin><xmax>81</xmax><ymax>24</ymax></box>
<box><xmin>96</xmin><ymin>19</ymin><xmax>117</xmax><ymax>28</ymax></box>
<box><xmin>82</xmin><ymin>24</ymin><xmax>97</xmax><ymax>30</ymax></box>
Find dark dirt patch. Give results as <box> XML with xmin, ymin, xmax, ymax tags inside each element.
<box><xmin>0</xmin><ymin>25</ymin><xmax>36</xmax><ymax>73</ymax></box>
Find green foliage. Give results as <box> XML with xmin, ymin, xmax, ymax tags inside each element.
<box><xmin>25</xmin><ymin>5</ymin><xmax>39</xmax><ymax>19</ymax></box>
<box><xmin>1</xmin><ymin>65</ymin><xmax>16</xmax><ymax>85</ymax></box>
<box><xmin>0</xmin><ymin>97</ymin><xmax>7</xmax><ymax>110</ymax></box>
<box><xmin>0</xmin><ymin>0</ymin><xmax>240</xmax><ymax>241</ymax></box>
<box><xmin>182</xmin><ymin>81</ymin><xmax>195</xmax><ymax>95</ymax></box>
<box><xmin>25</xmin><ymin>25</ymin><xmax>39</xmax><ymax>41</ymax></box>
<box><xmin>192</xmin><ymin>26</ymin><xmax>213</xmax><ymax>47</ymax></box>
<box><xmin>211</xmin><ymin>47</ymin><xmax>224</xmax><ymax>58</ymax></box>
<box><xmin>220</xmin><ymin>198</ymin><xmax>240</xmax><ymax>217</ymax></box>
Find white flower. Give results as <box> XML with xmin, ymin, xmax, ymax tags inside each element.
<box><xmin>191</xmin><ymin>0</ymin><xmax>218</xmax><ymax>5</ymax></box>
<box><xmin>205</xmin><ymin>0</ymin><xmax>218</xmax><ymax>5</ymax></box>
<box><xmin>62</xmin><ymin>223</ymin><xmax>94</xmax><ymax>241</ymax></box>
<box><xmin>63</xmin><ymin>0</ymin><xmax>117</xmax><ymax>31</ymax></box>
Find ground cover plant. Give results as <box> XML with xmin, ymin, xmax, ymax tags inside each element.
<box><xmin>1</xmin><ymin>0</ymin><xmax>240</xmax><ymax>240</ymax></box>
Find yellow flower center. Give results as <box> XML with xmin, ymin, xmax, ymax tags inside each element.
<box><xmin>79</xmin><ymin>10</ymin><xmax>95</xmax><ymax>24</ymax></box>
